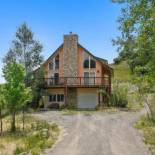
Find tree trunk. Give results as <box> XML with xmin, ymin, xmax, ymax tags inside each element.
<box><xmin>11</xmin><ymin>110</ymin><xmax>16</xmax><ymax>132</ymax></box>
<box><xmin>0</xmin><ymin>108</ymin><xmax>2</xmax><ymax>134</ymax></box>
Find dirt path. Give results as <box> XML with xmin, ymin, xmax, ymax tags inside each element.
<box><xmin>34</xmin><ymin>110</ymin><xmax>150</xmax><ymax>155</ymax></box>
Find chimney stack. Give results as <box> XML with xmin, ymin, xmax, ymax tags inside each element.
<box><xmin>63</xmin><ymin>33</ymin><xmax>78</xmax><ymax>77</ymax></box>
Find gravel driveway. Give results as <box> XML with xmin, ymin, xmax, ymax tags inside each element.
<box><xmin>34</xmin><ymin>110</ymin><xmax>150</xmax><ymax>155</ymax></box>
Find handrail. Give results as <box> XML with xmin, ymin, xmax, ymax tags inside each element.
<box><xmin>42</xmin><ymin>77</ymin><xmax>110</xmax><ymax>87</ymax></box>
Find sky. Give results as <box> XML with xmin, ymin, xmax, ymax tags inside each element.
<box><xmin>0</xmin><ymin>0</ymin><xmax>122</xmax><ymax>83</ymax></box>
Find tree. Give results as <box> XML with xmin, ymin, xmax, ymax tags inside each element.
<box><xmin>20</xmin><ymin>87</ymin><xmax>32</xmax><ymax>131</ymax></box>
<box><xmin>31</xmin><ymin>67</ymin><xmax>45</xmax><ymax>108</ymax></box>
<box><xmin>3</xmin><ymin>23</ymin><xmax>43</xmax><ymax>75</ymax></box>
<box><xmin>112</xmin><ymin>0</ymin><xmax>155</xmax><ymax>86</ymax></box>
<box><xmin>0</xmin><ymin>85</ymin><xmax>5</xmax><ymax>134</ymax></box>
<box><xmin>3</xmin><ymin>62</ymin><xmax>32</xmax><ymax>132</ymax></box>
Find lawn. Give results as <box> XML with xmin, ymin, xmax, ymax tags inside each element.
<box><xmin>0</xmin><ymin>113</ymin><xmax>60</xmax><ymax>155</ymax></box>
<box><xmin>110</xmin><ymin>61</ymin><xmax>132</xmax><ymax>82</ymax></box>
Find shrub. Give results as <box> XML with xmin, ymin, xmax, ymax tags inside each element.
<box><xmin>149</xmin><ymin>95</ymin><xmax>155</xmax><ymax>121</ymax></box>
<box><xmin>108</xmin><ymin>81</ymin><xmax>128</xmax><ymax>108</ymax></box>
<box><xmin>13</xmin><ymin>147</ymin><xmax>26</xmax><ymax>155</ymax></box>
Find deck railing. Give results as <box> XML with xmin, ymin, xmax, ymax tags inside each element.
<box><xmin>43</xmin><ymin>77</ymin><xmax>110</xmax><ymax>87</ymax></box>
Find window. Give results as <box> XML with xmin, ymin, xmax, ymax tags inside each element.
<box><xmin>90</xmin><ymin>59</ymin><xmax>96</xmax><ymax>68</ymax></box>
<box><xmin>83</xmin><ymin>53</ymin><xmax>96</xmax><ymax>69</ymax></box>
<box><xmin>57</xmin><ymin>94</ymin><xmax>64</xmax><ymax>102</ymax></box>
<box><xmin>49</xmin><ymin>62</ymin><xmax>53</xmax><ymax>70</ymax></box>
<box><xmin>49</xmin><ymin>94</ymin><xmax>64</xmax><ymax>102</ymax></box>
<box><xmin>55</xmin><ymin>55</ymin><xmax>59</xmax><ymax>69</ymax></box>
<box><xmin>83</xmin><ymin>59</ymin><xmax>89</xmax><ymax>68</ymax></box>
<box><xmin>49</xmin><ymin>94</ymin><xmax>56</xmax><ymax>102</ymax></box>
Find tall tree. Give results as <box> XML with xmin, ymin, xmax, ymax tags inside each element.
<box><xmin>3</xmin><ymin>62</ymin><xmax>32</xmax><ymax>132</ymax></box>
<box><xmin>0</xmin><ymin>84</ymin><xmax>5</xmax><ymax>134</ymax></box>
<box><xmin>4</xmin><ymin>23</ymin><xmax>43</xmax><ymax>75</ymax></box>
<box><xmin>112</xmin><ymin>0</ymin><xmax>155</xmax><ymax>85</ymax></box>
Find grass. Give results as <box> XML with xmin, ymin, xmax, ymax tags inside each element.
<box><xmin>135</xmin><ymin>116</ymin><xmax>155</xmax><ymax>155</ymax></box>
<box><xmin>0</xmin><ymin>114</ymin><xmax>60</xmax><ymax>155</ymax></box>
<box><xmin>111</xmin><ymin>61</ymin><xmax>132</xmax><ymax>82</ymax></box>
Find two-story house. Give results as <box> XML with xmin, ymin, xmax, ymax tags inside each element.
<box><xmin>41</xmin><ymin>33</ymin><xmax>112</xmax><ymax>109</ymax></box>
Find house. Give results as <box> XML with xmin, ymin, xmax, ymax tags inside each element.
<box><xmin>41</xmin><ymin>33</ymin><xmax>112</xmax><ymax>109</ymax></box>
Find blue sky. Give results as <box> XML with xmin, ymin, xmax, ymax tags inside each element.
<box><xmin>0</xmin><ymin>0</ymin><xmax>122</xmax><ymax>83</ymax></box>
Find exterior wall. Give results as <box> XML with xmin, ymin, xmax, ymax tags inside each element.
<box><xmin>63</xmin><ymin>34</ymin><xmax>78</xmax><ymax>77</ymax></box>
<box><xmin>41</xmin><ymin>34</ymin><xmax>112</xmax><ymax>108</ymax></box>
<box><xmin>67</xmin><ymin>88</ymin><xmax>77</xmax><ymax>107</ymax></box>
<box><xmin>44</xmin><ymin>88</ymin><xmax>65</xmax><ymax>108</ymax></box>
<box><xmin>77</xmin><ymin>46</ymin><xmax>103</xmax><ymax>84</ymax></box>
<box><xmin>44</xmin><ymin>47</ymin><xmax>64</xmax><ymax>79</ymax></box>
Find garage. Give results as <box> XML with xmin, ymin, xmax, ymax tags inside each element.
<box><xmin>77</xmin><ymin>89</ymin><xmax>98</xmax><ymax>109</ymax></box>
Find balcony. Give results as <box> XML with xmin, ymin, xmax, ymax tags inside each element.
<box><xmin>44</xmin><ymin>77</ymin><xmax>110</xmax><ymax>88</ymax></box>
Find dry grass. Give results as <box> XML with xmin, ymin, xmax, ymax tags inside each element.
<box><xmin>0</xmin><ymin>114</ymin><xmax>60</xmax><ymax>155</ymax></box>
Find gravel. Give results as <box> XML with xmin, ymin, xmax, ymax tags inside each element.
<box><xmin>34</xmin><ymin>110</ymin><xmax>150</xmax><ymax>155</ymax></box>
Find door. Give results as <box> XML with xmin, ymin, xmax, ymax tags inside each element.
<box><xmin>84</xmin><ymin>72</ymin><xmax>89</xmax><ymax>85</ymax></box>
<box><xmin>78</xmin><ymin>92</ymin><xmax>98</xmax><ymax>109</ymax></box>
<box><xmin>84</xmin><ymin>72</ymin><xmax>95</xmax><ymax>85</ymax></box>
<box><xmin>89</xmin><ymin>72</ymin><xmax>95</xmax><ymax>85</ymax></box>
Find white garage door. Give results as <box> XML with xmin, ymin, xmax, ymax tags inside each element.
<box><xmin>78</xmin><ymin>92</ymin><xmax>98</xmax><ymax>109</ymax></box>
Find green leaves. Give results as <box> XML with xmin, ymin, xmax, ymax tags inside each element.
<box><xmin>3</xmin><ymin>62</ymin><xmax>32</xmax><ymax>111</ymax></box>
<box><xmin>3</xmin><ymin>23</ymin><xmax>43</xmax><ymax>74</ymax></box>
<box><xmin>113</xmin><ymin>0</ymin><xmax>155</xmax><ymax>87</ymax></box>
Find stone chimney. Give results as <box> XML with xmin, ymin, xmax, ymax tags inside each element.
<box><xmin>63</xmin><ymin>33</ymin><xmax>78</xmax><ymax>77</ymax></box>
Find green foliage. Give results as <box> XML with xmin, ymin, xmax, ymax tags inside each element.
<box><xmin>108</xmin><ymin>81</ymin><xmax>128</xmax><ymax>107</ymax></box>
<box><xmin>111</xmin><ymin>61</ymin><xmax>131</xmax><ymax>82</ymax></box>
<box><xmin>0</xmin><ymin>84</ymin><xmax>6</xmax><ymax>109</ymax></box>
<box><xmin>3</xmin><ymin>22</ymin><xmax>43</xmax><ymax>74</ymax></box>
<box><xmin>135</xmin><ymin>116</ymin><xmax>155</xmax><ymax>153</ymax></box>
<box><xmin>3</xmin><ymin>62</ymin><xmax>32</xmax><ymax>131</ymax></box>
<box><xmin>30</xmin><ymin>67</ymin><xmax>45</xmax><ymax>108</ymax></box>
<box><xmin>112</xmin><ymin>0</ymin><xmax>155</xmax><ymax>86</ymax></box>
<box><xmin>149</xmin><ymin>95</ymin><xmax>155</xmax><ymax>121</ymax></box>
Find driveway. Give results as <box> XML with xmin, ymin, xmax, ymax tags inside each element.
<box><xmin>34</xmin><ymin>110</ymin><xmax>150</xmax><ymax>155</ymax></box>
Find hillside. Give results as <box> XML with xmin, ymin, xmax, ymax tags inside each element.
<box><xmin>110</xmin><ymin>61</ymin><xmax>132</xmax><ymax>82</ymax></box>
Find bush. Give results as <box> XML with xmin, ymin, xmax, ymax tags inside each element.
<box><xmin>13</xmin><ymin>147</ymin><xmax>26</xmax><ymax>155</ymax></box>
<box><xmin>149</xmin><ymin>95</ymin><xmax>155</xmax><ymax>121</ymax></box>
<box><xmin>108</xmin><ymin>82</ymin><xmax>128</xmax><ymax>108</ymax></box>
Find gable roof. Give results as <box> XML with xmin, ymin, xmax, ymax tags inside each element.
<box><xmin>40</xmin><ymin>42</ymin><xmax>113</xmax><ymax>74</ymax></box>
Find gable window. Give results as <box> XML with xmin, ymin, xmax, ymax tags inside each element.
<box><xmin>90</xmin><ymin>59</ymin><xmax>96</xmax><ymax>68</ymax></box>
<box><xmin>55</xmin><ymin>55</ymin><xmax>59</xmax><ymax>69</ymax></box>
<box><xmin>49</xmin><ymin>62</ymin><xmax>53</xmax><ymax>70</ymax></box>
<box><xmin>48</xmin><ymin>54</ymin><xmax>59</xmax><ymax>70</ymax></box>
<box><xmin>83</xmin><ymin>59</ymin><xmax>89</xmax><ymax>68</ymax></box>
<box><xmin>83</xmin><ymin>53</ymin><xmax>96</xmax><ymax>69</ymax></box>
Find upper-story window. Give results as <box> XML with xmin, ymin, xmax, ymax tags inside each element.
<box><xmin>83</xmin><ymin>52</ymin><xmax>96</xmax><ymax>69</ymax></box>
<box><xmin>49</xmin><ymin>54</ymin><xmax>59</xmax><ymax>70</ymax></box>
<box><xmin>55</xmin><ymin>55</ymin><xmax>59</xmax><ymax>69</ymax></box>
<box><xmin>49</xmin><ymin>62</ymin><xmax>53</xmax><ymax>70</ymax></box>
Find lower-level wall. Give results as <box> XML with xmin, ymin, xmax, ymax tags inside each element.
<box><xmin>43</xmin><ymin>88</ymin><xmax>65</xmax><ymax>108</ymax></box>
<box><xmin>67</xmin><ymin>88</ymin><xmax>77</xmax><ymax>107</ymax></box>
<box><xmin>43</xmin><ymin>87</ymin><xmax>101</xmax><ymax>109</ymax></box>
